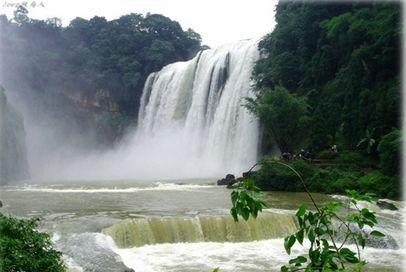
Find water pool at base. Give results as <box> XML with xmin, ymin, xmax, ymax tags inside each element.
<box><xmin>1</xmin><ymin>179</ymin><xmax>404</xmax><ymax>272</ymax></box>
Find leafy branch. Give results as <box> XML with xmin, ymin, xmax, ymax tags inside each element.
<box><xmin>228</xmin><ymin>157</ymin><xmax>385</xmax><ymax>272</ymax></box>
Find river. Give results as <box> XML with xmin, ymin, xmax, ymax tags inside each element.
<box><xmin>1</xmin><ymin>179</ymin><xmax>404</xmax><ymax>272</ymax></box>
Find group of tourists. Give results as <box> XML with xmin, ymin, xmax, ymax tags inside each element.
<box><xmin>281</xmin><ymin>149</ymin><xmax>313</xmax><ymax>162</ymax></box>
<box><xmin>281</xmin><ymin>145</ymin><xmax>338</xmax><ymax>163</ymax></box>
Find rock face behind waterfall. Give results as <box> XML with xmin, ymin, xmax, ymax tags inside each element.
<box><xmin>136</xmin><ymin>39</ymin><xmax>260</xmax><ymax>176</ymax></box>
<box><xmin>0</xmin><ymin>87</ymin><xmax>29</xmax><ymax>184</ymax></box>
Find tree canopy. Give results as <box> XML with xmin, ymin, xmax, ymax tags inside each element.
<box><xmin>251</xmin><ymin>1</ymin><xmax>400</xmax><ymax>153</ymax></box>
<box><xmin>246</xmin><ymin>86</ymin><xmax>310</xmax><ymax>153</ymax></box>
<box><xmin>0</xmin><ymin>8</ymin><xmax>203</xmax><ymax>143</ymax></box>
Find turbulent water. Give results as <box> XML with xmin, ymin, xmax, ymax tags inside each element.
<box><xmin>1</xmin><ymin>40</ymin><xmax>404</xmax><ymax>272</ymax></box>
<box><xmin>1</xmin><ymin>181</ymin><xmax>404</xmax><ymax>272</ymax></box>
<box><xmin>102</xmin><ymin>213</ymin><xmax>298</xmax><ymax>248</ymax></box>
<box><xmin>0</xmin><ymin>88</ymin><xmax>29</xmax><ymax>184</ymax></box>
<box><xmin>27</xmin><ymin>39</ymin><xmax>260</xmax><ymax>181</ymax></box>
<box><xmin>135</xmin><ymin>39</ymin><xmax>260</xmax><ymax>178</ymax></box>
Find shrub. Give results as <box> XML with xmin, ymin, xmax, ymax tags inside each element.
<box><xmin>245</xmin><ymin>86</ymin><xmax>310</xmax><ymax>152</ymax></box>
<box><xmin>334</xmin><ymin>150</ymin><xmax>363</xmax><ymax>165</ymax></box>
<box><xmin>308</xmin><ymin>167</ymin><xmax>361</xmax><ymax>193</ymax></box>
<box><xmin>0</xmin><ymin>213</ymin><xmax>66</xmax><ymax>272</ymax></box>
<box><xmin>251</xmin><ymin>157</ymin><xmax>316</xmax><ymax>191</ymax></box>
<box><xmin>358</xmin><ymin>172</ymin><xmax>400</xmax><ymax>199</ymax></box>
<box><xmin>230</xmin><ymin>164</ymin><xmax>386</xmax><ymax>272</ymax></box>
<box><xmin>315</xmin><ymin>150</ymin><xmax>336</xmax><ymax>160</ymax></box>
<box><xmin>377</xmin><ymin>128</ymin><xmax>401</xmax><ymax>176</ymax></box>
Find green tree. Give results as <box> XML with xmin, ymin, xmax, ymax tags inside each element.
<box><xmin>0</xmin><ymin>213</ymin><xmax>66</xmax><ymax>272</ymax></box>
<box><xmin>246</xmin><ymin>86</ymin><xmax>310</xmax><ymax>152</ymax></box>
<box><xmin>0</xmin><ymin>9</ymin><xmax>203</xmax><ymax>144</ymax></box>
<box><xmin>253</xmin><ymin>2</ymin><xmax>400</xmax><ymax>151</ymax></box>
<box><xmin>356</xmin><ymin>128</ymin><xmax>376</xmax><ymax>154</ymax></box>
<box><xmin>377</xmin><ymin>128</ymin><xmax>401</xmax><ymax>176</ymax></box>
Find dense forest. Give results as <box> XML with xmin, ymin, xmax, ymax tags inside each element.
<box><xmin>0</xmin><ymin>6</ymin><xmax>203</xmax><ymax>143</ymax></box>
<box><xmin>247</xmin><ymin>1</ymin><xmax>401</xmax><ymax>198</ymax></box>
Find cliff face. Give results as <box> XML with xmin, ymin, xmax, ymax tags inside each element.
<box><xmin>63</xmin><ymin>89</ymin><xmax>120</xmax><ymax>113</ymax></box>
<box><xmin>0</xmin><ymin>87</ymin><xmax>29</xmax><ymax>184</ymax></box>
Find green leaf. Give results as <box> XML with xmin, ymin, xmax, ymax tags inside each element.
<box><xmin>308</xmin><ymin>228</ymin><xmax>315</xmax><ymax>243</ymax></box>
<box><xmin>241</xmin><ymin>207</ymin><xmax>250</xmax><ymax>221</ymax></box>
<box><xmin>361</xmin><ymin>208</ymin><xmax>377</xmax><ymax>224</ymax></box>
<box><xmin>284</xmin><ymin>235</ymin><xmax>296</xmax><ymax>255</ymax></box>
<box><xmin>296</xmin><ymin>229</ymin><xmax>304</xmax><ymax>245</ymax></box>
<box><xmin>315</xmin><ymin>227</ymin><xmax>325</xmax><ymax>235</ymax></box>
<box><xmin>230</xmin><ymin>207</ymin><xmax>238</xmax><ymax>222</ymax></box>
<box><xmin>321</xmin><ymin>239</ymin><xmax>329</xmax><ymax>250</ymax></box>
<box><xmin>289</xmin><ymin>255</ymin><xmax>307</xmax><ymax>265</ymax></box>
<box><xmin>340</xmin><ymin>248</ymin><xmax>359</xmax><ymax>263</ymax></box>
<box><xmin>296</xmin><ymin>204</ymin><xmax>307</xmax><ymax>217</ymax></box>
<box><xmin>212</xmin><ymin>268</ymin><xmax>220</xmax><ymax>272</ymax></box>
<box><xmin>370</xmin><ymin>230</ymin><xmax>385</xmax><ymax>237</ymax></box>
<box><xmin>231</xmin><ymin>191</ymin><xmax>238</xmax><ymax>205</ymax></box>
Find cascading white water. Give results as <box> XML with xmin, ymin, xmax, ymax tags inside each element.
<box><xmin>26</xmin><ymin>39</ymin><xmax>260</xmax><ymax>181</ymax></box>
<box><xmin>135</xmin><ymin>39</ymin><xmax>260</xmax><ymax>178</ymax></box>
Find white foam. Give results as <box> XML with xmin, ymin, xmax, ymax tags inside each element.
<box><xmin>101</xmin><ymin>235</ymin><xmax>405</xmax><ymax>272</ymax></box>
<box><xmin>5</xmin><ymin>182</ymin><xmax>215</xmax><ymax>193</ymax></box>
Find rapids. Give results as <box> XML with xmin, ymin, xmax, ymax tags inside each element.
<box><xmin>1</xmin><ymin>181</ymin><xmax>404</xmax><ymax>272</ymax></box>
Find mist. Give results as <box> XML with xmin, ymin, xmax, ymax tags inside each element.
<box><xmin>1</xmin><ymin>40</ymin><xmax>260</xmax><ymax>183</ymax></box>
<box><xmin>0</xmin><ymin>11</ymin><xmax>260</xmax><ymax>183</ymax></box>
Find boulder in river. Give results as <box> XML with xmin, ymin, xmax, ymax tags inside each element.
<box><xmin>377</xmin><ymin>200</ymin><xmax>398</xmax><ymax>211</ymax></box>
<box><xmin>217</xmin><ymin>174</ymin><xmax>236</xmax><ymax>186</ymax></box>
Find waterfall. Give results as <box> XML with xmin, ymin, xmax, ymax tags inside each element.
<box><xmin>102</xmin><ymin>213</ymin><xmax>298</xmax><ymax>248</ymax></box>
<box><xmin>0</xmin><ymin>86</ymin><xmax>29</xmax><ymax>184</ymax></box>
<box><xmin>135</xmin><ymin>39</ymin><xmax>260</xmax><ymax>178</ymax></box>
<box><xmin>21</xmin><ymin>40</ymin><xmax>260</xmax><ymax>181</ymax></box>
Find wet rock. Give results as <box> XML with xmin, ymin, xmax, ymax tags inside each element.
<box><xmin>335</xmin><ymin>224</ymin><xmax>399</xmax><ymax>250</ymax></box>
<box><xmin>377</xmin><ymin>201</ymin><xmax>398</xmax><ymax>211</ymax></box>
<box><xmin>217</xmin><ymin>174</ymin><xmax>236</xmax><ymax>186</ymax></box>
<box><xmin>225</xmin><ymin>174</ymin><xmax>235</xmax><ymax>180</ymax></box>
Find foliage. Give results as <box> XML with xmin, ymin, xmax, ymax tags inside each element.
<box><xmin>308</xmin><ymin>168</ymin><xmax>361</xmax><ymax>195</ymax></box>
<box><xmin>356</xmin><ymin>129</ymin><xmax>376</xmax><ymax>154</ymax></box>
<box><xmin>315</xmin><ymin>150</ymin><xmax>337</xmax><ymax>160</ymax></box>
<box><xmin>250</xmin><ymin>158</ymin><xmax>315</xmax><ymax>192</ymax></box>
<box><xmin>0</xmin><ymin>8</ymin><xmax>203</xmax><ymax>143</ymax></box>
<box><xmin>246</xmin><ymin>86</ymin><xmax>310</xmax><ymax>152</ymax></box>
<box><xmin>229</xmin><ymin>179</ymin><xmax>269</xmax><ymax>222</ymax></box>
<box><xmin>358</xmin><ymin>172</ymin><xmax>400</xmax><ymax>199</ymax></box>
<box><xmin>253</xmin><ymin>2</ymin><xmax>400</xmax><ymax>153</ymax></box>
<box><xmin>281</xmin><ymin>190</ymin><xmax>383</xmax><ymax>272</ymax></box>
<box><xmin>377</xmin><ymin>128</ymin><xmax>401</xmax><ymax>176</ymax></box>
<box><xmin>245</xmin><ymin>155</ymin><xmax>401</xmax><ymax>199</ymax></box>
<box><xmin>0</xmin><ymin>213</ymin><xmax>65</xmax><ymax>272</ymax></box>
<box><xmin>333</xmin><ymin>151</ymin><xmax>364</xmax><ymax>168</ymax></box>
<box><xmin>229</xmin><ymin>162</ymin><xmax>386</xmax><ymax>272</ymax></box>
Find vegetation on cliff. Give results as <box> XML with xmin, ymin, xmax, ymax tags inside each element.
<box><xmin>246</xmin><ymin>1</ymin><xmax>401</xmax><ymax>198</ymax></box>
<box><xmin>0</xmin><ymin>6</ymin><xmax>203</xmax><ymax>143</ymax></box>
<box><xmin>0</xmin><ymin>86</ymin><xmax>29</xmax><ymax>184</ymax></box>
<box><xmin>252</xmin><ymin>1</ymin><xmax>400</xmax><ymax>151</ymax></box>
